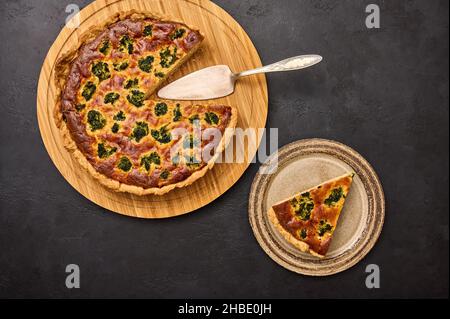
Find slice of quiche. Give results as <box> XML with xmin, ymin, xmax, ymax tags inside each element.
<box><xmin>268</xmin><ymin>173</ymin><xmax>354</xmax><ymax>258</ymax></box>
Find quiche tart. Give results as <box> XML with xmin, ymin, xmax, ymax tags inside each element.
<box><xmin>268</xmin><ymin>173</ymin><xmax>354</xmax><ymax>257</ymax></box>
<box><xmin>54</xmin><ymin>12</ymin><xmax>237</xmax><ymax>195</ymax></box>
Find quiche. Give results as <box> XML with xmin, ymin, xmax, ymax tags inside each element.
<box><xmin>54</xmin><ymin>12</ymin><xmax>237</xmax><ymax>195</ymax></box>
<box><xmin>268</xmin><ymin>173</ymin><xmax>354</xmax><ymax>258</ymax></box>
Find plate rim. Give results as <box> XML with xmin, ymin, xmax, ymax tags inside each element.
<box><xmin>248</xmin><ymin>138</ymin><xmax>385</xmax><ymax>276</ymax></box>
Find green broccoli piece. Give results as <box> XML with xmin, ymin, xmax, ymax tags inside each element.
<box><xmin>87</xmin><ymin>110</ymin><xmax>106</xmax><ymax>131</ymax></box>
<box><xmin>138</xmin><ymin>56</ymin><xmax>154</xmax><ymax>73</ymax></box>
<box><xmin>113</xmin><ymin>111</ymin><xmax>126</xmax><ymax>121</ymax></box>
<box><xmin>324</xmin><ymin>187</ymin><xmax>343</xmax><ymax>207</ymax></box>
<box><xmin>189</xmin><ymin>114</ymin><xmax>200</xmax><ymax>124</ymax></box>
<box><xmin>113</xmin><ymin>61</ymin><xmax>129</xmax><ymax>71</ymax></box>
<box><xmin>170</xmin><ymin>28</ymin><xmax>186</xmax><ymax>40</ymax></box>
<box><xmin>131</xmin><ymin>121</ymin><xmax>149</xmax><ymax>142</ymax></box>
<box><xmin>126</xmin><ymin>90</ymin><xmax>145</xmax><ymax>107</ymax></box>
<box><xmin>160</xmin><ymin>170</ymin><xmax>170</xmax><ymax>180</ymax></box>
<box><xmin>151</xmin><ymin>126</ymin><xmax>171</xmax><ymax>144</ymax></box>
<box><xmin>117</xmin><ymin>156</ymin><xmax>132</xmax><ymax>172</ymax></box>
<box><xmin>154</xmin><ymin>71</ymin><xmax>165</xmax><ymax>78</ymax></box>
<box><xmin>99</xmin><ymin>40</ymin><xmax>110</xmax><ymax>55</ymax></box>
<box><xmin>119</xmin><ymin>35</ymin><xmax>134</xmax><ymax>54</ymax></box>
<box><xmin>143</xmin><ymin>25</ymin><xmax>153</xmax><ymax>37</ymax></box>
<box><xmin>82</xmin><ymin>81</ymin><xmax>96</xmax><ymax>101</ymax></box>
<box><xmin>204</xmin><ymin>112</ymin><xmax>219</xmax><ymax>125</ymax></box>
<box><xmin>111</xmin><ymin>123</ymin><xmax>120</xmax><ymax>133</ymax></box>
<box><xmin>75</xmin><ymin>104</ymin><xmax>86</xmax><ymax>112</ymax></box>
<box><xmin>160</xmin><ymin>47</ymin><xmax>178</xmax><ymax>68</ymax></box>
<box><xmin>104</xmin><ymin>92</ymin><xmax>120</xmax><ymax>105</ymax></box>
<box><xmin>92</xmin><ymin>61</ymin><xmax>111</xmax><ymax>82</ymax></box>
<box><xmin>299</xmin><ymin>229</ymin><xmax>307</xmax><ymax>239</ymax></box>
<box><xmin>124</xmin><ymin>78</ymin><xmax>139</xmax><ymax>90</ymax></box>
<box><xmin>154</xmin><ymin>102</ymin><xmax>168</xmax><ymax>116</ymax></box>
<box><xmin>290</xmin><ymin>192</ymin><xmax>314</xmax><ymax>221</ymax></box>
<box><xmin>173</xmin><ymin>104</ymin><xmax>182</xmax><ymax>121</ymax></box>
<box><xmin>318</xmin><ymin>220</ymin><xmax>333</xmax><ymax>237</ymax></box>
<box><xmin>140</xmin><ymin>152</ymin><xmax>161</xmax><ymax>171</ymax></box>
<box><xmin>97</xmin><ymin>143</ymin><xmax>117</xmax><ymax>159</ymax></box>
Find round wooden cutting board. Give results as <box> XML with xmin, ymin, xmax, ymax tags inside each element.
<box><xmin>37</xmin><ymin>0</ymin><xmax>268</xmax><ymax>218</ymax></box>
<box><xmin>249</xmin><ymin>139</ymin><xmax>385</xmax><ymax>276</ymax></box>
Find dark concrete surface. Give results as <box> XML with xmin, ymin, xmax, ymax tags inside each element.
<box><xmin>0</xmin><ymin>0</ymin><xmax>448</xmax><ymax>298</ymax></box>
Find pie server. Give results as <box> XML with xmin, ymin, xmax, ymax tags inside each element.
<box><xmin>157</xmin><ymin>54</ymin><xmax>323</xmax><ymax>100</ymax></box>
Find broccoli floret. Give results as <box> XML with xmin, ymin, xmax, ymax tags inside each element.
<box><xmin>140</xmin><ymin>152</ymin><xmax>161</xmax><ymax>171</ymax></box>
<box><xmin>131</xmin><ymin>121</ymin><xmax>149</xmax><ymax>142</ymax></box>
<box><xmin>124</xmin><ymin>78</ymin><xmax>139</xmax><ymax>90</ymax></box>
<box><xmin>189</xmin><ymin>114</ymin><xmax>200</xmax><ymax>124</ymax></box>
<box><xmin>151</xmin><ymin>126</ymin><xmax>171</xmax><ymax>144</ymax></box>
<box><xmin>92</xmin><ymin>61</ymin><xmax>110</xmax><ymax>82</ymax></box>
<box><xmin>126</xmin><ymin>90</ymin><xmax>145</xmax><ymax>107</ymax></box>
<box><xmin>290</xmin><ymin>193</ymin><xmax>314</xmax><ymax>221</ymax></box>
<box><xmin>154</xmin><ymin>71</ymin><xmax>165</xmax><ymax>78</ymax></box>
<box><xmin>99</xmin><ymin>40</ymin><xmax>110</xmax><ymax>55</ymax></box>
<box><xmin>75</xmin><ymin>104</ymin><xmax>86</xmax><ymax>112</ymax></box>
<box><xmin>97</xmin><ymin>143</ymin><xmax>117</xmax><ymax>159</ymax></box>
<box><xmin>117</xmin><ymin>156</ymin><xmax>132</xmax><ymax>172</ymax></box>
<box><xmin>173</xmin><ymin>104</ymin><xmax>182</xmax><ymax>121</ymax></box>
<box><xmin>204</xmin><ymin>112</ymin><xmax>219</xmax><ymax>125</ymax></box>
<box><xmin>138</xmin><ymin>56</ymin><xmax>154</xmax><ymax>73</ymax></box>
<box><xmin>170</xmin><ymin>28</ymin><xmax>186</xmax><ymax>40</ymax></box>
<box><xmin>113</xmin><ymin>61</ymin><xmax>129</xmax><ymax>71</ymax></box>
<box><xmin>160</xmin><ymin>47</ymin><xmax>178</xmax><ymax>68</ymax></box>
<box><xmin>82</xmin><ymin>81</ymin><xmax>96</xmax><ymax>101</ymax></box>
<box><xmin>104</xmin><ymin>92</ymin><xmax>120</xmax><ymax>105</ymax></box>
<box><xmin>154</xmin><ymin>102</ymin><xmax>168</xmax><ymax>116</ymax></box>
<box><xmin>318</xmin><ymin>220</ymin><xmax>333</xmax><ymax>237</ymax></box>
<box><xmin>87</xmin><ymin>110</ymin><xmax>106</xmax><ymax>131</ymax></box>
<box><xmin>160</xmin><ymin>170</ymin><xmax>170</xmax><ymax>180</ymax></box>
<box><xmin>113</xmin><ymin>111</ymin><xmax>126</xmax><ymax>121</ymax></box>
<box><xmin>299</xmin><ymin>229</ymin><xmax>307</xmax><ymax>239</ymax></box>
<box><xmin>111</xmin><ymin>123</ymin><xmax>119</xmax><ymax>133</ymax></box>
<box><xmin>119</xmin><ymin>35</ymin><xmax>134</xmax><ymax>54</ymax></box>
<box><xmin>143</xmin><ymin>25</ymin><xmax>153</xmax><ymax>37</ymax></box>
<box><xmin>324</xmin><ymin>187</ymin><xmax>343</xmax><ymax>207</ymax></box>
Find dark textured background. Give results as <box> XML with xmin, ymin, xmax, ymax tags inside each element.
<box><xmin>0</xmin><ymin>0</ymin><xmax>448</xmax><ymax>298</ymax></box>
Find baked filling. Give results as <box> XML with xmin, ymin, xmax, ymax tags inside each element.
<box><xmin>55</xmin><ymin>12</ymin><xmax>237</xmax><ymax>195</ymax></box>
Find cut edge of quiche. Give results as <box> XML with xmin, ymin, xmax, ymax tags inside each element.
<box><xmin>268</xmin><ymin>173</ymin><xmax>354</xmax><ymax>258</ymax></box>
<box><xmin>53</xmin><ymin>10</ymin><xmax>238</xmax><ymax>196</ymax></box>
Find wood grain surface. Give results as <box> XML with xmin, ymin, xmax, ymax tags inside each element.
<box><xmin>37</xmin><ymin>0</ymin><xmax>268</xmax><ymax>218</ymax></box>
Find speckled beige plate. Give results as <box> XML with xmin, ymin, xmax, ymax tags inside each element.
<box><xmin>249</xmin><ymin>139</ymin><xmax>385</xmax><ymax>276</ymax></box>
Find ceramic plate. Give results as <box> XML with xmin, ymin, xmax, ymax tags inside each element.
<box><xmin>248</xmin><ymin>139</ymin><xmax>385</xmax><ymax>276</ymax></box>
